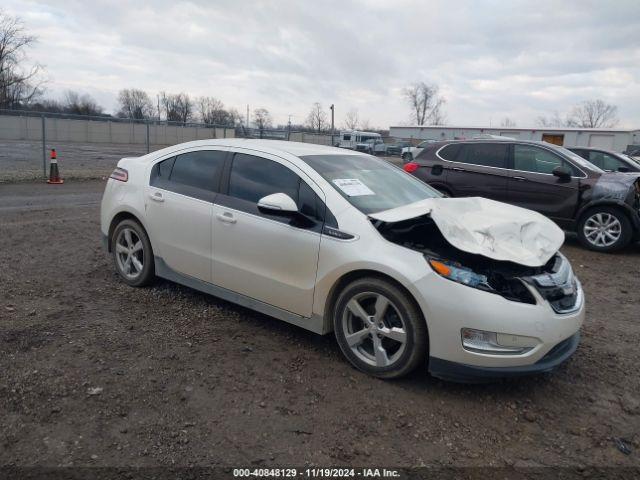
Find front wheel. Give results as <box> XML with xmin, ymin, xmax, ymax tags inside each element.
<box><xmin>577</xmin><ymin>207</ymin><xmax>633</xmax><ymax>252</ymax></box>
<box><xmin>333</xmin><ymin>277</ymin><xmax>428</xmax><ymax>379</ymax></box>
<box><xmin>111</xmin><ymin>219</ymin><xmax>155</xmax><ymax>286</ymax></box>
<box><xmin>402</xmin><ymin>152</ymin><xmax>413</xmax><ymax>163</ymax></box>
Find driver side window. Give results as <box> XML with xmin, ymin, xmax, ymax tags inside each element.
<box><xmin>513</xmin><ymin>145</ymin><xmax>579</xmax><ymax>175</ymax></box>
<box><xmin>227</xmin><ymin>153</ymin><xmax>326</xmax><ymax>224</ymax></box>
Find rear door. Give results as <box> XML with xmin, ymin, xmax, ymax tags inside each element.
<box><xmin>506</xmin><ymin>143</ymin><xmax>581</xmax><ymax>222</ymax></box>
<box><xmin>211</xmin><ymin>152</ymin><xmax>324</xmax><ymax>317</ymax></box>
<box><xmin>145</xmin><ymin>149</ymin><xmax>227</xmax><ymax>282</ymax></box>
<box><xmin>440</xmin><ymin>142</ymin><xmax>510</xmax><ymax>202</ymax></box>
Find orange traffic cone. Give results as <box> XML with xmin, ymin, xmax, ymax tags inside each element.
<box><xmin>47</xmin><ymin>148</ymin><xmax>64</xmax><ymax>184</ymax></box>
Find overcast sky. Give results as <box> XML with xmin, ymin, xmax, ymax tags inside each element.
<box><xmin>5</xmin><ymin>0</ymin><xmax>640</xmax><ymax>128</ymax></box>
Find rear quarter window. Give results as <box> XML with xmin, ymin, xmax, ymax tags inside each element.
<box><xmin>437</xmin><ymin>143</ymin><xmax>463</xmax><ymax>161</ymax></box>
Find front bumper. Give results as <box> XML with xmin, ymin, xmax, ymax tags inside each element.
<box><xmin>409</xmin><ymin>265</ymin><xmax>585</xmax><ymax>377</ymax></box>
<box><xmin>429</xmin><ymin>332</ymin><xmax>580</xmax><ymax>383</ymax></box>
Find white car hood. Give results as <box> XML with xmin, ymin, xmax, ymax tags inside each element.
<box><xmin>369</xmin><ymin>197</ymin><xmax>565</xmax><ymax>267</ymax></box>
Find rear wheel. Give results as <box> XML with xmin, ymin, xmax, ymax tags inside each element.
<box><xmin>402</xmin><ymin>152</ymin><xmax>413</xmax><ymax>163</ymax></box>
<box><xmin>577</xmin><ymin>206</ymin><xmax>633</xmax><ymax>252</ymax></box>
<box><xmin>111</xmin><ymin>219</ymin><xmax>155</xmax><ymax>286</ymax></box>
<box><xmin>333</xmin><ymin>277</ymin><xmax>428</xmax><ymax>379</ymax></box>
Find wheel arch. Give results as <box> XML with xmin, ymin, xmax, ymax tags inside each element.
<box><xmin>322</xmin><ymin>269</ymin><xmax>429</xmax><ymax>339</ymax></box>
<box><xmin>107</xmin><ymin>210</ymin><xmax>150</xmax><ymax>253</ymax></box>
<box><xmin>576</xmin><ymin>200</ymin><xmax>639</xmax><ymax>230</ymax></box>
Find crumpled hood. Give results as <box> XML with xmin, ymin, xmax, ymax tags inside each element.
<box><xmin>369</xmin><ymin>197</ymin><xmax>565</xmax><ymax>267</ymax></box>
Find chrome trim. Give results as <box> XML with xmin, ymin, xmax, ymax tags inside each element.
<box><xmin>434</xmin><ymin>142</ymin><xmax>588</xmax><ymax>179</ymax></box>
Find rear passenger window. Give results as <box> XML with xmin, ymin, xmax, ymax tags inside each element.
<box><xmin>438</xmin><ymin>143</ymin><xmax>463</xmax><ymax>161</ymax></box>
<box><xmin>158</xmin><ymin>156</ymin><xmax>175</xmax><ymax>178</ymax></box>
<box><xmin>170</xmin><ymin>150</ymin><xmax>226</xmax><ymax>191</ymax></box>
<box><xmin>459</xmin><ymin>143</ymin><xmax>508</xmax><ymax>168</ymax></box>
<box><xmin>229</xmin><ymin>154</ymin><xmax>300</xmax><ymax>204</ymax></box>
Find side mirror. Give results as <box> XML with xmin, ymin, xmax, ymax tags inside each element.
<box><xmin>552</xmin><ymin>166</ymin><xmax>572</xmax><ymax>182</ymax></box>
<box><xmin>618</xmin><ymin>166</ymin><xmax>630</xmax><ymax>173</ymax></box>
<box><xmin>257</xmin><ymin>193</ymin><xmax>298</xmax><ymax>213</ymax></box>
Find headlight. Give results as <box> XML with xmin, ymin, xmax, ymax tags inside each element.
<box><xmin>461</xmin><ymin>328</ymin><xmax>537</xmax><ymax>355</ymax></box>
<box><xmin>428</xmin><ymin>258</ymin><xmax>489</xmax><ymax>289</ymax></box>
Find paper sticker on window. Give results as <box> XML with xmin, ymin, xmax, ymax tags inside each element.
<box><xmin>332</xmin><ymin>178</ymin><xmax>375</xmax><ymax>196</ymax></box>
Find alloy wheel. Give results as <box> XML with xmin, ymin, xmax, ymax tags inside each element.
<box><xmin>341</xmin><ymin>292</ymin><xmax>407</xmax><ymax>368</ymax></box>
<box><xmin>583</xmin><ymin>212</ymin><xmax>622</xmax><ymax>248</ymax></box>
<box><xmin>115</xmin><ymin>227</ymin><xmax>144</xmax><ymax>280</ymax></box>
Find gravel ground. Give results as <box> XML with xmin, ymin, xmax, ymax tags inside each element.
<box><xmin>1</xmin><ymin>180</ymin><xmax>639</xmax><ymax>472</ymax></box>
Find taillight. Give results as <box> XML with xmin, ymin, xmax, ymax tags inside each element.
<box><xmin>110</xmin><ymin>167</ymin><xmax>128</xmax><ymax>182</ymax></box>
<box><xmin>403</xmin><ymin>162</ymin><xmax>419</xmax><ymax>173</ymax></box>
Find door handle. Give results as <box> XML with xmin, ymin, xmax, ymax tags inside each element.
<box><xmin>149</xmin><ymin>192</ymin><xmax>164</xmax><ymax>202</ymax></box>
<box><xmin>216</xmin><ymin>212</ymin><xmax>237</xmax><ymax>224</ymax></box>
<box><xmin>451</xmin><ymin>167</ymin><xmax>466</xmax><ymax>172</ymax></box>
<box><xmin>512</xmin><ymin>176</ymin><xmax>527</xmax><ymax>181</ymax></box>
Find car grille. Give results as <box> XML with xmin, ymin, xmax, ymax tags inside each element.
<box><xmin>525</xmin><ymin>255</ymin><xmax>581</xmax><ymax>314</ymax></box>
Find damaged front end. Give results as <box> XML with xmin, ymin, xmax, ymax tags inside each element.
<box><xmin>372</xmin><ymin>214</ymin><xmax>581</xmax><ymax>313</ymax></box>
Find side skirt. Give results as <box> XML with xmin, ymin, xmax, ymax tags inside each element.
<box><xmin>154</xmin><ymin>256</ymin><xmax>329</xmax><ymax>335</ymax></box>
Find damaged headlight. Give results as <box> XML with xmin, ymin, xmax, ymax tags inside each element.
<box><xmin>427</xmin><ymin>258</ymin><xmax>490</xmax><ymax>289</ymax></box>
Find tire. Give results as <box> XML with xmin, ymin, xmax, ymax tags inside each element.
<box><xmin>111</xmin><ymin>219</ymin><xmax>155</xmax><ymax>287</ymax></box>
<box><xmin>577</xmin><ymin>206</ymin><xmax>633</xmax><ymax>252</ymax></box>
<box><xmin>402</xmin><ymin>152</ymin><xmax>413</xmax><ymax>163</ymax></box>
<box><xmin>333</xmin><ymin>277</ymin><xmax>428</xmax><ymax>379</ymax></box>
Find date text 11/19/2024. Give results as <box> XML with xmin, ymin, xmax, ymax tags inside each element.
<box><xmin>232</xmin><ymin>468</ymin><xmax>401</xmax><ymax>478</ymax></box>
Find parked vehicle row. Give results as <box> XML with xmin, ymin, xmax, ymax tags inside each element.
<box><xmin>403</xmin><ymin>139</ymin><xmax>640</xmax><ymax>252</ymax></box>
<box><xmin>568</xmin><ymin>147</ymin><xmax>640</xmax><ymax>173</ymax></box>
<box><xmin>101</xmin><ymin>139</ymin><xmax>584</xmax><ymax>382</ymax></box>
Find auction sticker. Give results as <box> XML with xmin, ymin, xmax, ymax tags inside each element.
<box><xmin>332</xmin><ymin>178</ymin><xmax>375</xmax><ymax>196</ymax></box>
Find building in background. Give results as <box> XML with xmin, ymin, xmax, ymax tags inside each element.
<box><xmin>389</xmin><ymin>126</ymin><xmax>640</xmax><ymax>152</ymax></box>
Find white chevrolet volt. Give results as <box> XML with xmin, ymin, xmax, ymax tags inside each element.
<box><xmin>101</xmin><ymin>139</ymin><xmax>584</xmax><ymax>381</ymax></box>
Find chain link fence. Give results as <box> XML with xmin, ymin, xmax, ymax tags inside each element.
<box><xmin>0</xmin><ymin>110</ymin><xmax>235</xmax><ymax>182</ymax></box>
<box><xmin>0</xmin><ymin>109</ymin><xmax>398</xmax><ymax>182</ymax></box>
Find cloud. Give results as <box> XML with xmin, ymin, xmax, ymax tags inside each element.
<box><xmin>5</xmin><ymin>0</ymin><xmax>640</xmax><ymax>127</ymax></box>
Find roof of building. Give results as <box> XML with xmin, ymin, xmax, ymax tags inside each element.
<box><xmin>390</xmin><ymin>125</ymin><xmax>640</xmax><ymax>133</ymax></box>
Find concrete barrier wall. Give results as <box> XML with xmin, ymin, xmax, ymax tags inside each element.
<box><xmin>0</xmin><ymin>114</ymin><xmax>235</xmax><ymax>145</ymax></box>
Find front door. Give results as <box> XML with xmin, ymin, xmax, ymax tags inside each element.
<box><xmin>212</xmin><ymin>152</ymin><xmax>323</xmax><ymax>317</ymax></box>
<box><xmin>507</xmin><ymin>144</ymin><xmax>580</xmax><ymax>223</ymax></box>
<box><xmin>145</xmin><ymin>149</ymin><xmax>227</xmax><ymax>282</ymax></box>
<box><xmin>443</xmin><ymin>142</ymin><xmax>511</xmax><ymax>202</ymax></box>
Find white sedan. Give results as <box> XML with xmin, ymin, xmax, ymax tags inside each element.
<box><xmin>101</xmin><ymin>139</ymin><xmax>583</xmax><ymax>381</ymax></box>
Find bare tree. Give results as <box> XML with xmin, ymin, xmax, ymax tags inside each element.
<box><xmin>306</xmin><ymin>102</ymin><xmax>328</xmax><ymax>132</ymax></box>
<box><xmin>500</xmin><ymin>117</ymin><xmax>517</xmax><ymax>127</ymax></box>
<box><xmin>117</xmin><ymin>88</ymin><xmax>154</xmax><ymax>119</ymax></box>
<box><xmin>342</xmin><ymin>108</ymin><xmax>359</xmax><ymax>130</ymax></box>
<box><xmin>62</xmin><ymin>90</ymin><xmax>103</xmax><ymax>116</ymax></box>
<box><xmin>402</xmin><ymin>82</ymin><xmax>446</xmax><ymax>125</ymax></box>
<box><xmin>253</xmin><ymin>107</ymin><xmax>272</xmax><ymax>130</ymax></box>
<box><xmin>160</xmin><ymin>92</ymin><xmax>193</xmax><ymax>124</ymax></box>
<box><xmin>536</xmin><ymin>111</ymin><xmax>564</xmax><ymax>128</ymax></box>
<box><xmin>197</xmin><ymin>96</ymin><xmax>236</xmax><ymax>125</ymax></box>
<box><xmin>0</xmin><ymin>10</ymin><xmax>44</xmax><ymax>109</ymax></box>
<box><xmin>359</xmin><ymin>118</ymin><xmax>372</xmax><ymax>131</ymax></box>
<box><xmin>566</xmin><ymin>99</ymin><xmax>619</xmax><ymax>128</ymax></box>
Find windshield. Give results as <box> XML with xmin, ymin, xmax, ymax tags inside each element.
<box><xmin>300</xmin><ymin>154</ymin><xmax>441</xmax><ymax>214</ymax></box>
<box><xmin>621</xmin><ymin>153</ymin><xmax>640</xmax><ymax>165</ymax></box>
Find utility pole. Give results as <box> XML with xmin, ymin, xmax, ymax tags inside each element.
<box><xmin>329</xmin><ymin>104</ymin><xmax>335</xmax><ymax>146</ymax></box>
<box><xmin>246</xmin><ymin>105</ymin><xmax>250</xmax><ymax>128</ymax></box>
<box><xmin>157</xmin><ymin>94</ymin><xmax>161</xmax><ymax>121</ymax></box>
<box><xmin>287</xmin><ymin>115</ymin><xmax>293</xmax><ymax>141</ymax></box>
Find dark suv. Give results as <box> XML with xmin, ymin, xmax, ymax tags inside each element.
<box><xmin>568</xmin><ymin>147</ymin><xmax>640</xmax><ymax>173</ymax></box>
<box><xmin>403</xmin><ymin>140</ymin><xmax>640</xmax><ymax>252</ymax></box>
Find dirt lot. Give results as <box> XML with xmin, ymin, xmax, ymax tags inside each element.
<box><xmin>1</xmin><ymin>180</ymin><xmax>639</xmax><ymax>472</ymax></box>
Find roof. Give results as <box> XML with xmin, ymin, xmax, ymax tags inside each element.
<box><xmin>145</xmin><ymin>138</ymin><xmax>362</xmax><ymax>160</ymax></box>
<box><xmin>390</xmin><ymin>125</ymin><xmax>640</xmax><ymax>134</ymax></box>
